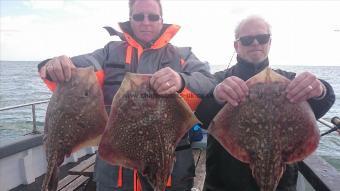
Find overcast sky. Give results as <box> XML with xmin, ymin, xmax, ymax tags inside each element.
<box><xmin>1</xmin><ymin>0</ymin><xmax>340</xmax><ymax>67</ymax></box>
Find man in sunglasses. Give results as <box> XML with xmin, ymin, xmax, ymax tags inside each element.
<box><xmin>37</xmin><ymin>0</ymin><xmax>216</xmax><ymax>191</ymax></box>
<box><xmin>195</xmin><ymin>15</ymin><xmax>335</xmax><ymax>191</ymax></box>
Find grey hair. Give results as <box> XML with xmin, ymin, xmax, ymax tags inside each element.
<box><xmin>129</xmin><ymin>0</ymin><xmax>163</xmax><ymax>16</ymax></box>
<box><xmin>234</xmin><ymin>15</ymin><xmax>272</xmax><ymax>39</ymax></box>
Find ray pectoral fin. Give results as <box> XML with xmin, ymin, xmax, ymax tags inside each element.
<box><xmin>209</xmin><ymin>105</ymin><xmax>251</xmax><ymax>163</ymax></box>
<box><xmin>285</xmin><ymin>133</ymin><xmax>319</xmax><ymax>163</ymax></box>
<box><xmin>70</xmin><ymin>126</ymin><xmax>106</xmax><ymax>154</ymax></box>
<box><xmin>209</xmin><ymin>127</ymin><xmax>251</xmax><ymax>163</ymax></box>
<box><xmin>174</xmin><ymin>94</ymin><xmax>200</xmax><ymax>139</ymax></box>
<box><xmin>284</xmin><ymin>102</ymin><xmax>319</xmax><ymax>163</ymax></box>
<box><xmin>72</xmin><ymin>134</ymin><xmax>103</xmax><ymax>151</ymax></box>
<box><xmin>177</xmin><ymin>116</ymin><xmax>200</xmax><ymax>139</ymax></box>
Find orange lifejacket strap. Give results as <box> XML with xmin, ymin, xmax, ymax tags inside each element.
<box><xmin>133</xmin><ymin>170</ymin><xmax>137</xmax><ymax>191</ymax></box>
<box><xmin>126</xmin><ymin>45</ymin><xmax>133</xmax><ymax>65</ymax></box>
<box><xmin>123</xmin><ymin>32</ymin><xmax>144</xmax><ymax>61</ymax></box>
<box><xmin>43</xmin><ymin>79</ymin><xmax>57</xmax><ymax>92</ymax></box>
<box><xmin>133</xmin><ymin>169</ymin><xmax>142</xmax><ymax>191</ymax></box>
<box><xmin>179</xmin><ymin>88</ymin><xmax>202</xmax><ymax>111</ymax></box>
<box><xmin>166</xmin><ymin>175</ymin><xmax>172</xmax><ymax>187</ymax></box>
<box><xmin>117</xmin><ymin>167</ymin><xmax>142</xmax><ymax>191</ymax></box>
<box><xmin>117</xmin><ymin>166</ymin><xmax>123</xmax><ymax>188</ymax></box>
<box><xmin>95</xmin><ymin>70</ymin><xmax>105</xmax><ymax>88</ymax></box>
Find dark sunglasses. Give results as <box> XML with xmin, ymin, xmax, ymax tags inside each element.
<box><xmin>237</xmin><ymin>34</ymin><xmax>271</xmax><ymax>46</ymax></box>
<box><xmin>132</xmin><ymin>13</ymin><xmax>161</xmax><ymax>22</ymax></box>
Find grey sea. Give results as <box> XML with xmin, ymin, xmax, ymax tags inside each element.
<box><xmin>0</xmin><ymin>61</ymin><xmax>339</xmax><ymax>170</ymax></box>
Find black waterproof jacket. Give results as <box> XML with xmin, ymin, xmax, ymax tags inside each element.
<box><xmin>195</xmin><ymin>57</ymin><xmax>335</xmax><ymax>191</ymax></box>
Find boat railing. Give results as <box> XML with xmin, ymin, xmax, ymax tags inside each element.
<box><xmin>1</xmin><ymin>101</ymin><xmax>340</xmax><ymax>190</ymax></box>
<box><xmin>0</xmin><ymin>99</ymin><xmax>50</xmax><ymax>134</ymax></box>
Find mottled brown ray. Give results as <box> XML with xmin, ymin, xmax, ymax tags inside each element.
<box><xmin>98</xmin><ymin>73</ymin><xmax>198</xmax><ymax>191</ymax></box>
<box><xmin>41</xmin><ymin>67</ymin><xmax>108</xmax><ymax>191</ymax></box>
<box><xmin>209</xmin><ymin>67</ymin><xmax>319</xmax><ymax>191</ymax></box>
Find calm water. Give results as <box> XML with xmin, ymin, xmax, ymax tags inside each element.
<box><xmin>0</xmin><ymin>61</ymin><xmax>339</xmax><ymax>170</ymax></box>
<box><xmin>0</xmin><ymin>61</ymin><xmax>51</xmax><ymax>143</ymax></box>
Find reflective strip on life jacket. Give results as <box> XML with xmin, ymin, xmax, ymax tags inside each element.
<box><xmin>180</xmin><ymin>88</ymin><xmax>202</xmax><ymax>111</ymax></box>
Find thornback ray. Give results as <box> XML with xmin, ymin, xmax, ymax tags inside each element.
<box><xmin>41</xmin><ymin>67</ymin><xmax>108</xmax><ymax>191</ymax></box>
<box><xmin>208</xmin><ymin>67</ymin><xmax>319</xmax><ymax>191</ymax></box>
<box><xmin>98</xmin><ymin>72</ymin><xmax>199</xmax><ymax>191</ymax></box>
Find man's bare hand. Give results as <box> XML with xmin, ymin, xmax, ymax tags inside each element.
<box><xmin>286</xmin><ymin>72</ymin><xmax>325</xmax><ymax>103</ymax></box>
<box><xmin>40</xmin><ymin>55</ymin><xmax>76</xmax><ymax>83</ymax></box>
<box><xmin>213</xmin><ymin>76</ymin><xmax>248</xmax><ymax>106</ymax></box>
<box><xmin>150</xmin><ymin>67</ymin><xmax>183</xmax><ymax>95</ymax></box>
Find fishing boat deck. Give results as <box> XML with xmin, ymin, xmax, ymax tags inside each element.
<box><xmin>10</xmin><ymin>153</ymin><xmax>92</xmax><ymax>191</ymax></box>
<box><xmin>9</xmin><ymin>148</ymin><xmax>206</xmax><ymax>191</ymax></box>
<box><xmin>6</xmin><ymin>140</ymin><xmax>340</xmax><ymax>191</ymax></box>
<box><xmin>193</xmin><ymin>149</ymin><xmax>206</xmax><ymax>190</ymax></box>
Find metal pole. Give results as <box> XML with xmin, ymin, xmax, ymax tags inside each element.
<box><xmin>0</xmin><ymin>100</ymin><xmax>49</xmax><ymax>111</ymax></box>
<box><xmin>0</xmin><ymin>100</ymin><xmax>49</xmax><ymax>134</ymax></box>
<box><xmin>318</xmin><ymin>118</ymin><xmax>335</xmax><ymax>128</ymax></box>
<box><xmin>31</xmin><ymin>104</ymin><xmax>38</xmax><ymax>134</ymax></box>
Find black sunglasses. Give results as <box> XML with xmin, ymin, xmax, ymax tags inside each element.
<box><xmin>237</xmin><ymin>34</ymin><xmax>271</xmax><ymax>46</ymax></box>
<box><xmin>132</xmin><ymin>13</ymin><xmax>161</xmax><ymax>22</ymax></box>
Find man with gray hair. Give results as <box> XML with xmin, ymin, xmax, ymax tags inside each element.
<box><xmin>195</xmin><ymin>15</ymin><xmax>335</xmax><ymax>191</ymax></box>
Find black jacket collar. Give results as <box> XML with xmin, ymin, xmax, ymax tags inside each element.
<box><xmin>236</xmin><ymin>56</ymin><xmax>269</xmax><ymax>72</ymax></box>
<box><xmin>233</xmin><ymin>56</ymin><xmax>269</xmax><ymax>81</ymax></box>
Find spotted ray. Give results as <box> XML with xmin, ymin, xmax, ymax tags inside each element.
<box><xmin>41</xmin><ymin>67</ymin><xmax>108</xmax><ymax>191</ymax></box>
<box><xmin>209</xmin><ymin>67</ymin><xmax>319</xmax><ymax>191</ymax></box>
<box><xmin>98</xmin><ymin>73</ymin><xmax>198</xmax><ymax>191</ymax></box>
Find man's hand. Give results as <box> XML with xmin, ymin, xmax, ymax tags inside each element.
<box><xmin>150</xmin><ymin>67</ymin><xmax>183</xmax><ymax>95</ymax></box>
<box><xmin>39</xmin><ymin>55</ymin><xmax>76</xmax><ymax>83</ymax></box>
<box><xmin>213</xmin><ymin>76</ymin><xmax>249</xmax><ymax>106</ymax></box>
<box><xmin>286</xmin><ymin>72</ymin><xmax>325</xmax><ymax>103</ymax></box>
